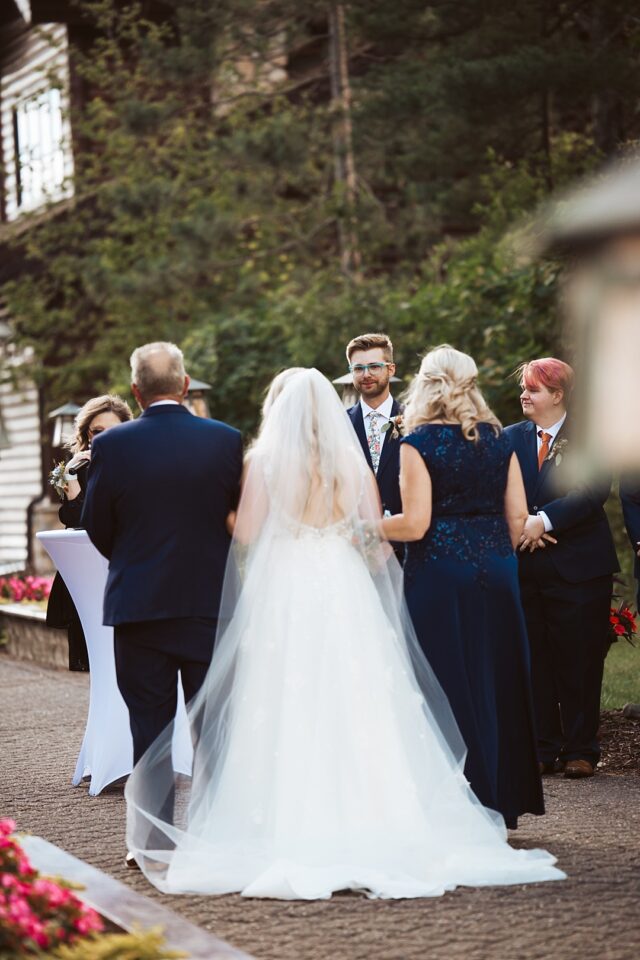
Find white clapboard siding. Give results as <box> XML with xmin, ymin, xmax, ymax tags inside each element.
<box><xmin>1</xmin><ymin>23</ymin><xmax>74</xmax><ymax>222</ymax></box>
<box><xmin>0</xmin><ymin>347</ymin><xmax>43</xmax><ymax>569</ymax></box>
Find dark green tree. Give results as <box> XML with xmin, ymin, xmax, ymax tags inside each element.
<box><xmin>3</xmin><ymin>0</ymin><xmax>640</xmax><ymax>435</ymax></box>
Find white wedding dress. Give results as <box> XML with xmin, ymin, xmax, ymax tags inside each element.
<box><xmin>125</xmin><ymin>369</ymin><xmax>565</xmax><ymax>899</ymax></box>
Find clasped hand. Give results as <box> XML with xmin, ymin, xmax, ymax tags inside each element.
<box><xmin>518</xmin><ymin>514</ymin><xmax>557</xmax><ymax>553</ymax></box>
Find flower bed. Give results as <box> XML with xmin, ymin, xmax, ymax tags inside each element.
<box><xmin>0</xmin><ymin>820</ymin><xmax>185</xmax><ymax>959</ymax></box>
<box><xmin>0</xmin><ymin>575</ymin><xmax>53</xmax><ymax>605</ymax></box>
<box><xmin>0</xmin><ymin>605</ymin><xmax>67</xmax><ymax>669</ymax></box>
<box><xmin>0</xmin><ymin>818</ymin><xmax>103</xmax><ymax>955</ymax></box>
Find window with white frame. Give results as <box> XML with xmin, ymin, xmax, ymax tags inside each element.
<box><xmin>1</xmin><ymin>24</ymin><xmax>73</xmax><ymax>221</ymax></box>
<box><xmin>12</xmin><ymin>86</ymin><xmax>68</xmax><ymax>213</ymax></box>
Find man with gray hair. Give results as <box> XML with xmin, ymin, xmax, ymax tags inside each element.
<box><xmin>129</xmin><ymin>341</ymin><xmax>187</xmax><ymax>405</ymax></box>
<box><xmin>82</xmin><ymin>341</ymin><xmax>242</xmax><ymax>862</ymax></box>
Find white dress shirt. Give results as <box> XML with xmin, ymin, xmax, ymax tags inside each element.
<box><xmin>535</xmin><ymin>414</ymin><xmax>566</xmax><ymax>532</ymax></box>
<box><xmin>360</xmin><ymin>395</ymin><xmax>394</xmax><ymax>450</ymax></box>
<box><xmin>148</xmin><ymin>400</ymin><xmax>181</xmax><ymax>407</ymax></box>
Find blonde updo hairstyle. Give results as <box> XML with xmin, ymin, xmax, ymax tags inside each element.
<box><xmin>403</xmin><ymin>345</ymin><xmax>501</xmax><ymax>442</ymax></box>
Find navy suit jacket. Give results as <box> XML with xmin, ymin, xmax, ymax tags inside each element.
<box><xmin>620</xmin><ymin>478</ymin><xmax>640</xmax><ymax>581</ymax></box>
<box><xmin>505</xmin><ymin>419</ymin><xmax>618</xmax><ymax>583</ymax></box>
<box><xmin>347</xmin><ymin>399</ymin><xmax>402</xmax><ymax>517</ymax></box>
<box><xmin>81</xmin><ymin>404</ymin><xmax>243</xmax><ymax>626</ymax></box>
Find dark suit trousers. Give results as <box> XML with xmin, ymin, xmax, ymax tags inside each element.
<box><xmin>115</xmin><ymin>617</ymin><xmax>216</xmax><ymax>850</ymax></box>
<box><xmin>114</xmin><ymin>616</ymin><xmax>216</xmax><ymax>764</ymax></box>
<box><xmin>519</xmin><ymin>552</ymin><xmax>611</xmax><ymax>765</ymax></box>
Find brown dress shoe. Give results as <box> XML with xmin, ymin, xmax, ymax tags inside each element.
<box><xmin>564</xmin><ymin>759</ymin><xmax>595</xmax><ymax>778</ymax></box>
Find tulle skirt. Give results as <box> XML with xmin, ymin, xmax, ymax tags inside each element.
<box><xmin>126</xmin><ymin>532</ymin><xmax>564</xmax><ymax>899</ymax></box>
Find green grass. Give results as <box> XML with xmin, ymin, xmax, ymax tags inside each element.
<box><xmin>601</xmin><ymin>640</ymin><xmax>640</xmax><ymax>709</ymax></box>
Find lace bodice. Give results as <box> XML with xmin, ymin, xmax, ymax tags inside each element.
<box><xmin>401</xmin><ymin>424</ymin><xmax>514</xmax><ymax>575</ymax></box>
<box><xmin>278</xmin><ymin>514</ymin><xmax>355</xmax><ymax>541</ymax></box>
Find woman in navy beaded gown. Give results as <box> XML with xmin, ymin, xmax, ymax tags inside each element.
<box><xmin>380</xmin><ymin>346</ymin><xmax>544</xmax><ymax>829</ymax></box>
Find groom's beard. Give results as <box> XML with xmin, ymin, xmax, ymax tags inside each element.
<box><xmin>357</xmin><ymin>376</ymin><xmax>391</xmax><ymax>401</ymax></box>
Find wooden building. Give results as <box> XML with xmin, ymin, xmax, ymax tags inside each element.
<box><xmin>0</xmin><ymin>2</ymin><xmax>76</xmax><ymax>571</ymax></box>
<box><xmin>0</xmin><ymin>303</ymin><xmax>42</xmax><ymax>572</ymax></box>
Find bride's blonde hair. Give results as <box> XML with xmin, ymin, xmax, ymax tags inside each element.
<box><xmin>403</xmin><ymin>345</ymin><xmax>501</xmax><ymax>441</ymax></box>
<box><xmin>261</xmin><ymin>367</ymin><xmax>306</xmax><ymax>420</ymax></box>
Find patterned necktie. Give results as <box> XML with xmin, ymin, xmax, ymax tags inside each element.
<box><xmin>368</xmin><ymin>411</ymin><xmax>382</xmax><ymax>474</ymax></box>
<box><xmin>537</xmin><ymin>431</ymin><xmax>552</xmax><ymax>470</ymax></box>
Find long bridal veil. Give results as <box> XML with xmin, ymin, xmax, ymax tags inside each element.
<box><xmin>125</xmin><ymin>368</ymin><xmax>564</xmax><ymax>898</ymax></box>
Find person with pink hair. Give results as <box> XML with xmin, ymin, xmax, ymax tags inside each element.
<box><xmin>506</xmin><ymin>358</ymin><xmax>618</xmax><ymax>779</ymax></box>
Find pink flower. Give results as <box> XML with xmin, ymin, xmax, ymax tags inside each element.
<box><xmin>0</xmin><ymin>820</ymin><xmax>103</xmax><ymax>950</ymax></box>
<box><xmin>0</xmin><ymin>573</ymin><xmax>52</xmax><ymax>602</ymax></box>
<box><xmin>32</xmin><ymin>877</ymin><xmax>70</xmax><ymax>907</ymax></box>
<box><xmin>72</xmin><ymin>903</ymin><xmax>103</xmax><ymax>935</ymax></box>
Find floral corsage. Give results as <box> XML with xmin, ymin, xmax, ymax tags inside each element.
<box><xmin>381</xmin><ymin>414</ymin><xmax>404</xmax><ymax>440</ymax></box>
<box><xmin>49</xmin><ymin>461</ymin><xmax>73</xmax><ymax>500</ymax></box>
<box><xmin>545</xmin><ymin>437</ymin><xmax>568</xmax><ymax>466</ymax></box>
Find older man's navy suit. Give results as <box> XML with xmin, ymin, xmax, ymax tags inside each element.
<box><xmin>82</xmin><ymin>403</ymin><xmax>242</xmax><ymax>764</ymax></box>
<box><xmin>506</xmin><ymin>418</ymin><xmax>618</xmax><ymax>767</ymax></box>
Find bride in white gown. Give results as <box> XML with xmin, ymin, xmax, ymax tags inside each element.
<box><xmin>125</xmin><ymin>367</ymin><xmax>565</xmax><ymax>900</ymax></box>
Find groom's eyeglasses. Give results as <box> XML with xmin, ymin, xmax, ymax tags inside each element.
<box><xmin>349</xmin><ymin>362</ymin><xmax>391</xmax><ymax>376</ymax></box>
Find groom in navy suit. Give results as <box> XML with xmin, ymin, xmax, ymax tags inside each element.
<box><xmin>82</xmin><ymin>342</ymin><xmax>243</xmax><ymax>778</ymax></box>
<box><xmin>506</xmin><ymin>358</ymin><xmax>618</xmax><ymax>779</ymax></box>
<box><xmin>345</xmin><ymin>333</ymin><xmax>402</xmax><ymax>557</ymax></box>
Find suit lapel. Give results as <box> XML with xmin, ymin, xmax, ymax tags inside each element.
<box><xmin>348</xmin><ymin>404</ymin><xmax>374</xmax><ymax>471</ymax></box>
<box><xmin>376</xmin><ymin>398</ymin><xmax>401</xmax><ymax>480</ymax></box>
<box><xmin>516</xmin><ymin>420</ymin><xmax>539</xmax><ymax>499</ymax></box>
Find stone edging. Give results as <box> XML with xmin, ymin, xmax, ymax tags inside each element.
<box><xmin>0</xmin><ymin>604</ymin><xmax>67</xmax><ymax>668</ymax></box>
<box><xmin>21</xmin><ymin>836</ymin><xmax>255</xmax><ymax>960</ymax></box>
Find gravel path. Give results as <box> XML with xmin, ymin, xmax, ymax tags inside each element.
<box><xmin>1</xmin><ymin>655</ymin><xmax>639</xmax><ymax>960</ymax></box>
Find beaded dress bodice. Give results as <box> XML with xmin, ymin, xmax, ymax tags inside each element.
<box><xmin>402</xmin><ymin>424</ymin><xmax>514</xmax><ymax>578</ymax></box>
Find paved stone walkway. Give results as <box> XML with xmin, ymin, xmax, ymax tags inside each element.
<box><xmin>1</xmin><ymin>655</ymin><xmax>639</xmax><ymax>960</ymax></box>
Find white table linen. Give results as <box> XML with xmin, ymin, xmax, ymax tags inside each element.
<box><xmin>37</xmin><ymin>530</ymin><xmax>192</xmax><ymax>795</ymax></box>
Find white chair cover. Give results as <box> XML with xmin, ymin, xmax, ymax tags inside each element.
<box><xmin>37</xmin><ymin>530</ymin><xmax>192</xmax><ymax>795</ymax></box>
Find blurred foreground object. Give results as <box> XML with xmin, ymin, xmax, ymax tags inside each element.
<box><xmin>525</xmin><ymin>157</ymin><xmax>640</xmax><ymax>473</ymax></box>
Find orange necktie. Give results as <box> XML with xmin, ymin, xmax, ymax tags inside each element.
<box><xmin>537</xmin><ymin>431</ymin><xmax>552</xmax><ymax>470</ymax></box>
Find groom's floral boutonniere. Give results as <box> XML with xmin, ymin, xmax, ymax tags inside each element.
<box><xmin>545</xmin><ymin>438</ymin><xmax>568</xmax><ymax>466</ymax></box>
<box><xmin>381</xmin><ymin>414</ymin><xmax>404</xmax><ymax>441</ymax></box>
<box><xmin>49</xmin><ymin>461</ymin><xmax>71</xmax><ymax>500</ymax></box>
